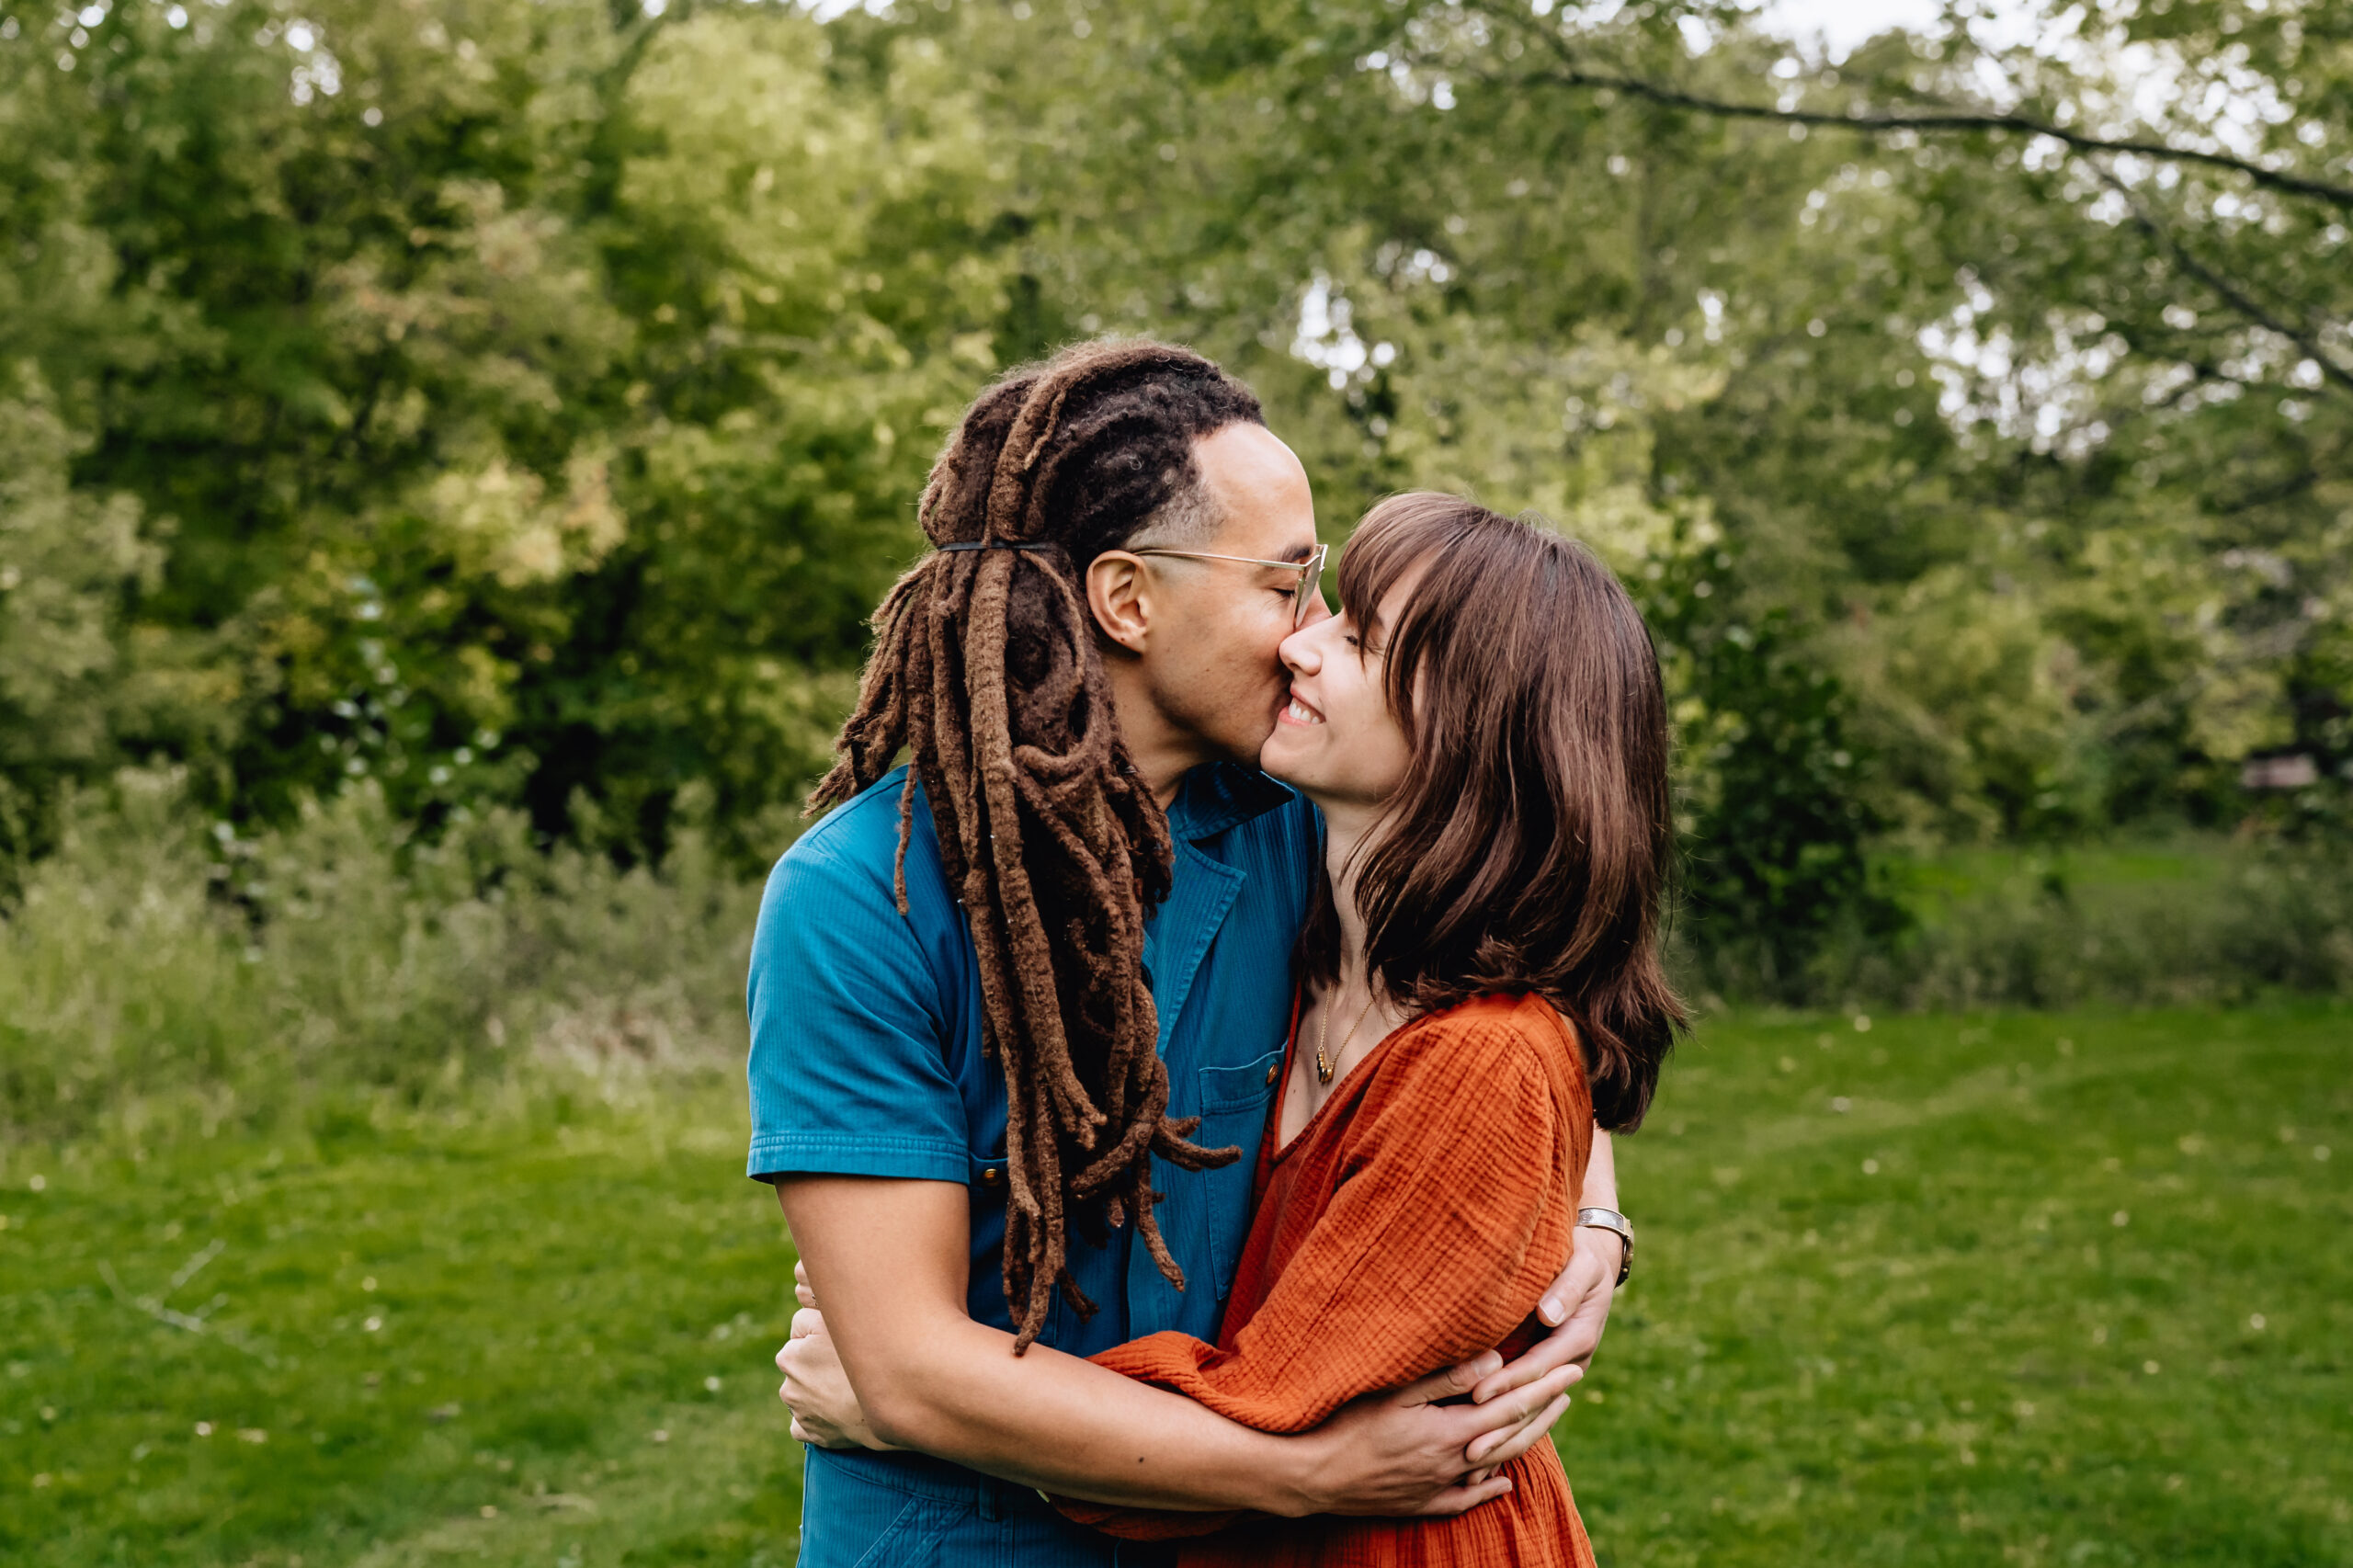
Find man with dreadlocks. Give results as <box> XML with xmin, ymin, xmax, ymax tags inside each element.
<box><xmin>747</xmin><ymin>341</ymin><xmax>1627</xmax><ymax>1566</ymax></box>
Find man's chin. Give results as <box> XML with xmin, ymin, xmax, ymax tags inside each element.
<box><xmin>1234</xmin><ymin>721</ymin><xmax>1285</xmax><ymax>773</ymax></box>
<box><xmin>1200</xmin><ymin>710</ymin><xmax>1282</xmax><ymax>774</ymax></box>
<box><xmin>1163</xmin><ymin>686</ymin><xmax>1283</xmax><ymax>774</ymax></box>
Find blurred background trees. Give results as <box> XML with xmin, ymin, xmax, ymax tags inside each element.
<box><xmin>3</xmin><ymin>0</ymin><xmax>2348</xmax><ymax>998</ymax></box>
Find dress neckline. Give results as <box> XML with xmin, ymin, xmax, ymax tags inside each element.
<box><xmin>1271</xmin><ymin>981</ymin><xmax>1415</xmax><ymax>1163</ymax></box>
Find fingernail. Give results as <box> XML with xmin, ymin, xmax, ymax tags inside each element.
<box><xmin>1480</xmin><ymin>1351</ymin><xmax>1503</xmax><ymax>1376</ymax></box>
<box><xmin>1539</xmin><ymin>1297</ymin><xmax>1564</xmax><ymax>1325</ymax></box>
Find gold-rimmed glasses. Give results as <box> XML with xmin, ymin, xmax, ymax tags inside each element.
<box><xmin>1131</xmin><ymin>540</ymin><xmax>1330</xmax><ymax>629</ymax></box>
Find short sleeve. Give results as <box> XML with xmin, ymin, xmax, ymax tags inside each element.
<box><xmin>744</xmin><ymin>826</ymin><xmax>969</xmax><ymax>1185</ymax></box>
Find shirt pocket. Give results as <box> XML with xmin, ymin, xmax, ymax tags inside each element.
<box><xmin>799</xmin><ymin>1449</ymin><xmax>952</xmax><ymax>1568</ymax></box>
<box><xmin>1193</xmin><ymin>1049</ymin><xmax>1284</xmax><ymax>1296</ymax></box>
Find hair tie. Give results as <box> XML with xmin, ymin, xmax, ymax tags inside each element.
<box><xmin>937</xmin><ymin>540</ymin><xmax>1051</xmax><ymax>551</ymax></box>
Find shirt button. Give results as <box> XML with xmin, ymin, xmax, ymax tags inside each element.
<box><xmin>1266</xmin><ymin>1065</ymin><xmax>1279</xmax><ymax>1086</ymax></box>
<box><xmin>979</xmin><ymin>1167</ymin><xmax>1003</xmax><ymax>1187</ymax></box>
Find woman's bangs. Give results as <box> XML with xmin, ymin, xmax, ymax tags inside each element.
<box><xmin>1335</xmin><ymin>494</ymin><xmax>1471</xmax><ymax>632</ymax></box>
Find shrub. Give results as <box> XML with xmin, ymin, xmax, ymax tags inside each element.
<box><xmin>0</xmin><ymin>770</ymin><xmax>760</xmax><ymax>1144</ymax></box>
<box><xmin>1800</xmin><ymin>840</ymin><xmax>2353</xmax><ymax>1010</ymax></box>
<box><xmin>1639</xmin><ymin>518</ymin><xmax>1906</xmax><ymax>999</ymax></box>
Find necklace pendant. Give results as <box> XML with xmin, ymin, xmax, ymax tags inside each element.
<box><xmin>1314</xmin><ymin>1048</ymin><xmax>1335</xmax><ymax>1085</ymax></box>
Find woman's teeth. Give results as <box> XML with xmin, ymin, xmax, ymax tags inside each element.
<box><xmin>1285</xmin><ymin>699</ymin><xmax>1321</xmax><ymax>724</ymax></box>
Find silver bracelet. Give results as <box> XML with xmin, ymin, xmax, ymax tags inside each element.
<box><xmin>1576</xmin><ymin>1206</ymin><xmax>1634</xmax><ymax>1288</ymax></box>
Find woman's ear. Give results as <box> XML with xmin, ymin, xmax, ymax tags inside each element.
<box><xmin>1086</xmin><ymin>551</ymin><xmax>1154</xmax><ymax>655</ymax></box>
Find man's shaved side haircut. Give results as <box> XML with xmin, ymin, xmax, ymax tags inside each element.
<box><xmin>1126</xmin><ymin>460</ymin><xmax>1224</xmax><ymax>552</ymax></box>
<box><xmin>808</xmin><ymin>339</ymin><xmax>1265</xmax><ymax>1351</ymax></box>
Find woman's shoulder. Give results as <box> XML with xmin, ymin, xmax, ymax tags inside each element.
<box><xmin>1353</xmin><ymin>993</ymin><xmax>1595</xmax><ymax>1169</ymax></box>
<box><xmin>1392</xmin><ymin>990</ymin><xmax>1577</xmax><ymax>1046</ymax></box>
<box><xmin>1378</xmin><ymin>992</ymin><xmax>1586</xmax><ymax>1093</ymax></box>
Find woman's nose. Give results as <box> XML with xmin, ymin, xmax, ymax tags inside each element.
<box><xmin>1278</xmin><ymin>620</ymin><xmax>1322</xmax><ymax>675</ymax></box>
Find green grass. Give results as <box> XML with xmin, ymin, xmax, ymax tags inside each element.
<box><xmin>5</xmin><ymin>1007</ymin><xmax>2348</xmax><ymax>1566</ymax></box>
<box><xmin>1897</xmin><ymin>837</ymin><xmax>2231</xmax><ymax>891</ymax></box>
<box><xmin>1</xmin><ymin>1083</ymin><xmax>807</xmax><ymax>1566</ymax></box>
<box><xmin>1884</xmin><ymin>837</ymin><xmax>2229</xmax><ymax>928</ymax></box>
<box><xmin>1574</xmin><ymin>1004</ymin><xmax>2353</xmax><ymax>1566</ymax></box>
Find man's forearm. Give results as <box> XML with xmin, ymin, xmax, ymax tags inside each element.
<box><xmin>782</xmin><ymin>1172</ymin><xmax>1324</xmax><ymax>1513</ymax></box>
<box><xmin>850</xmin><ymin>1309</ymin><xmax>1322</xmax><ymax>1514</ymax></box>
<box><xmin>783</xmin><ymin>1175</ymin><xmax>1574</xmax><ymax>1520</ymax></box>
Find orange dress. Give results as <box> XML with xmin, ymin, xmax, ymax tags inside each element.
<box><xmin>1059</xmin><ymin>991</ymin><xmax>1599</xmax><ymax>1567</ymax></box>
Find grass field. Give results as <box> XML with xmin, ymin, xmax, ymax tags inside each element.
<box><xmin>5</xmin><ymin>1006</ymin><xmax>2348</xmax><ymax>1566</ymax></box>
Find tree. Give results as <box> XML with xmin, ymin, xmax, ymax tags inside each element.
<box><xmin>0</xmin><ymin>0</ymin><xmax>1016</xmax><ymax>860</ymax></box>
<box><xmin>5</xmin><ymin>0</ymin><xmax>2347</xmax><ymax>972</ymax></box>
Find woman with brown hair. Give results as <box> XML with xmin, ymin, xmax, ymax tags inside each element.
<box><xmin>1058</xmin><ymin>493</ymin><xmax>1685</xmax><ymax>1565</ymax></box>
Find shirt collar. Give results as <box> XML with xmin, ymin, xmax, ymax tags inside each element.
<box><xmin>1165</xmin><ymin>762</ymin><xmax>1299</xmax><ymax>843</ymax></box>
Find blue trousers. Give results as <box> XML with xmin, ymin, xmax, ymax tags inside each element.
<box><xmin>799</xmin><ymin>1446</ymin><xmax>1179</xmax><ymax>1568</ymax></box>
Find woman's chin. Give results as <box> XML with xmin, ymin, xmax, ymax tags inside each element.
<box><xmin>1262</xmin><ymin>744</ymin><xmax>1345</xmax><ymax>812</ymax></box>
<box><xmin>1257</xmin><ymin>733</ymin><xmax>1313</xmax><ymax>789</ymax></box>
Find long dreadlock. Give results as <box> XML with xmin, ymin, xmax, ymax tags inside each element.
<box><xmin>808</xmin><ymin>340</ymin><xmax>1266</xmax><ymax>1351</ymax></box>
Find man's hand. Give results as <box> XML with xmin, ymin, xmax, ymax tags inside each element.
<box><xmin>777</xmin><ymin>1261</ymin><xmax>895</xmax><ymax>1451</ymax></box>
<box><xmin>1306</xmin><ymin>1353</ymin><xmax>1582</xmax><ymax>1517</ymax></box>
<box><xmin>1461</xmin><ymin>1222</ymin><xmax>1623</xmax><ymax>1460</ymax></box>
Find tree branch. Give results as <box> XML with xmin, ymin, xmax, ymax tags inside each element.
<box><xmin>2086</xmin><ymin>160</ymin><xmax>2353</xmax><ymax>398</ymax></box>
<box><xmin>1506</xmin><ymin>62</ymin><xmax>2353</xmax><ymax>210</ymax></box>
<box><xmin>2216</xmin><ymin>466</ymin><xmax>2320</xmax><ymax>516</ymax></box>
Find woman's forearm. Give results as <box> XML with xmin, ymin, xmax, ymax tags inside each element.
<box><xmin>1583</xmin><ymin>1126</ymin><xmax>1619</xmax><ymax>1210</ymax></box>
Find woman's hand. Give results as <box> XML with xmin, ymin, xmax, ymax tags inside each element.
<box><xmin>1304</xmin><ymin>1354</ymin><xmax>1582</xmax><ymax>1517</ymax></box>
<box><xmin>775</xmin><ymin>1261</ymin><xmax>900</xmax><ymax>1451</ymax></box>
<box><xmin>1460</xmin><ymin>1222</ymin><xmax>1622</xmax><ymax>1460</ymax></box>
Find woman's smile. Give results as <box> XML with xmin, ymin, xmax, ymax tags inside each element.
<box><xmin>1279</xmin><ymin>689</ymin><xmax>1324</xmax><ymax>727</ymax></box>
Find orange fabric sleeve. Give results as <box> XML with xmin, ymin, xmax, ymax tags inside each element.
<box><xmin>1062</xmin><ymin>1011</ymin><xmax>1581</xmax><ymax>1540</ymax></box>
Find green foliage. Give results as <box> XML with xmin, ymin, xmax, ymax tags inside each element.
<box><xmin>0</xmin><ymin>769</ymin><xmax>754</xmax><ymax>1145</ymax></box>
<box><xmin>1641</xmin><ymin>517</ymin><xmax>1899</xmax><ymax>1000</ymax></box>
<box><xmin>5</xmin><ymin>0</ymin><xmax>2351</xmax><ymax>972</ymax></box>
<box><xmin>0</xmin><ymin>366</ymin><xmax>163</xmax><ymax>860</ymax></box>
<box><xmin>860</xmin><ymin>0</ymin><xmax>2353</xmax><ymax>952</ymax></box>
<box><xmin>0</xmin><ymin>0</ymin><xmax>1010</xmax><ymax>861</ymax></box>
<box><xmin>1826</xmin><ymin>836</ymin><xmax>2353</xmax><ymax>1010</ymax></box>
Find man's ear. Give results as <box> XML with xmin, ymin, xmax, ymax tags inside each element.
<box><xmin>1086</xmin><ymin>551</ymin><xmax>1153</xmax><ymax>656</ymax></box>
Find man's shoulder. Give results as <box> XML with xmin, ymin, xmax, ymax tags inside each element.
<box><xmin>764</xmin><ymin>767</ymin><xmax>949</xmax><ymax>911</ymax></box>
<box><xmin>783</xmin><ymin>767</ymin><xmax>917</xmax><ymax>862</ymax></box>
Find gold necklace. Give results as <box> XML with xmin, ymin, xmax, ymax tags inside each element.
<box><xmin>1314</xmin><ymin>981</ymin><xmax>1379</xmax><ymax>1085</ymax></box>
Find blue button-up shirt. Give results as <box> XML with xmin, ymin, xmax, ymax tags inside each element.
<box><xmin>746</xmin><ymin>761</ymin><xmax>1318</xmax><ymax>1564</ymax></box>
